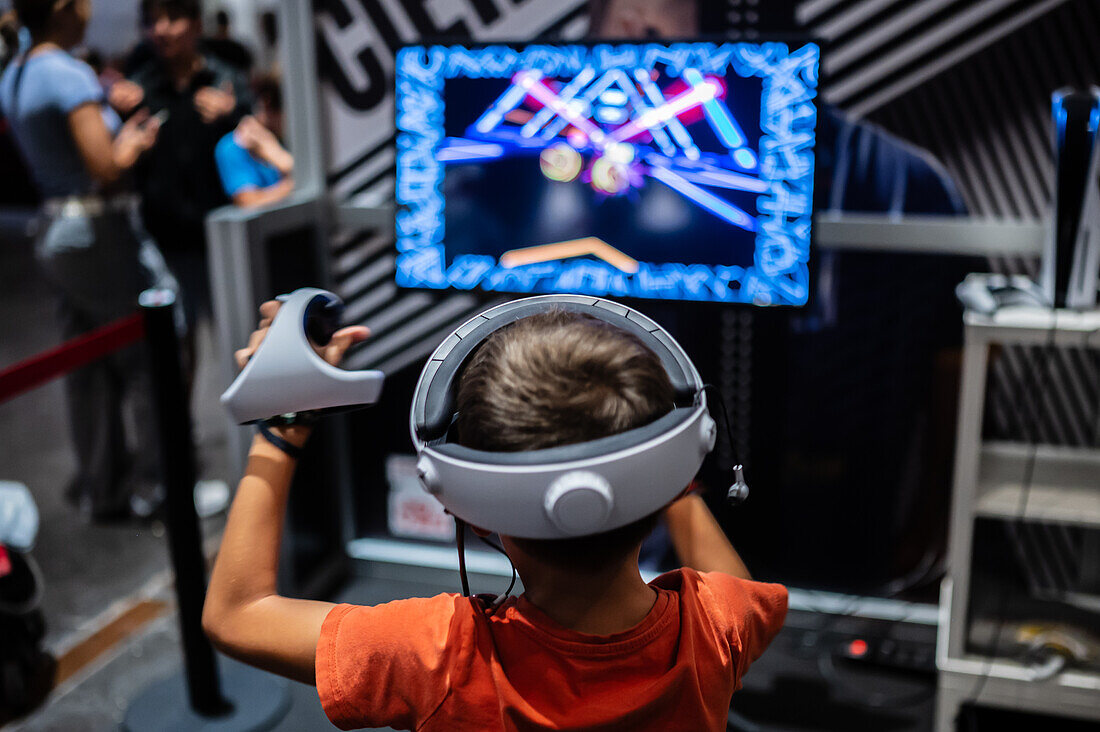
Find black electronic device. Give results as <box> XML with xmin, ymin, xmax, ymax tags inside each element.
<box><xmin>1042</xmin><ymin>87</ymin><xmax>1100</xmax><ymax>310</ymax></box>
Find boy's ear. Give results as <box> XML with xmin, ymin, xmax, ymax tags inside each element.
<box><xmin>471</xmin><ymin>526</ymin><xmax>492</xmax><ymax>538</ymax></box>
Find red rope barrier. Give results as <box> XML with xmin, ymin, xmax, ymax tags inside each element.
<box><xmin>0</xmin><ymin>313</ymin><xmax>145</xmax><ymax>404</ymax></box>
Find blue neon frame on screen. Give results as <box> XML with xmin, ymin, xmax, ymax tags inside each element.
<box><xmin>394</xmin><ymin>41</ymin><xmax>819</xmax><ymax>306</ymax></box>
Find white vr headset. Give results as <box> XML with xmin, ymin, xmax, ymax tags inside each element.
<box><xmin>221</xmin><ymin>290</ymin><xmax>731</xmax><ymax>541</ymax></box>
<box><xmin>411</xmin><ymin>294</ymin><xmax>719</xmax><ymax>540</ymax></box>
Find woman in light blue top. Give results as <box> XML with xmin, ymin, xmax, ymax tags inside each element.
<box><xmin>0</xmin><ymin>0</ymin><xmax>174</xmax><ymax>521</ymax></box>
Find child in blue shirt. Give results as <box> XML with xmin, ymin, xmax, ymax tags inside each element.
<box><xmin>215</xmin><ymin>76</ymin><xmax>293</xmax><ymax>208</ymax></box>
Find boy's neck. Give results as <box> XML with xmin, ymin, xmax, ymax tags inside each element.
<box><xmin>505</xmin><ymin>542</ymin><xmax>657</xmax><ymax>635</ymax></box>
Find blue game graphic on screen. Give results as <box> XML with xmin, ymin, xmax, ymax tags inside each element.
<box><xmin>395</xmin><ymin>42</ymin><xmax>819</xmax><ymax>305</ymax></box>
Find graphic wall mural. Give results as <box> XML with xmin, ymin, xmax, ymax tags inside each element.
<box><xmin>314</xmin><ymin>0</ymin><xmax>1098</xmax><ymax>446</ymax></box>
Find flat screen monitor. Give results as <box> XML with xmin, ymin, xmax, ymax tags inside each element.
<box><xmin>395</xmin><ymin>41</ymin><xmax>820</xmax><ymax>306</ymax></box>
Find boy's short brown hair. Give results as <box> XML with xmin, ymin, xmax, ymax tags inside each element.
<box><xmin>455</xmin><ymin>309</ymin><xmax>674</xmax><ymax>565</ymax></box>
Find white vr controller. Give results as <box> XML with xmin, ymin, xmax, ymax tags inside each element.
<box><xmin>220</xmin><ymin>288</ymin><xmax>384</xmax><ymax>424</ymax></box>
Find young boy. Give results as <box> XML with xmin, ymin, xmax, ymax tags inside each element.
<box><xmin>203</xmin><ymin>301</ymin><xmax>787</xmax><ymax>731</ymax></box>
<box><xmin>215</xmin><ymin>76</ymin><xmax>295</xmax><ymax>209</ymax></box>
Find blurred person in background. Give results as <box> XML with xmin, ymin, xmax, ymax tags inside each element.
<box><xmin>123</xmin><ymin>6</ymin><xmax>251</xmax><ymax>78</ymax></box>
<box><xmin>0</xmin><ymin>9</ymin><xmax>26</xmax><ymax>68</ymax></box>
<box><xmin>109</xmin><ymin>0</ymin><xmax>251</xmax><ymax>380</ymax></box>
<box><xmin>0</xmin><ymin>0</ymin><xmax>174</xmax><ymax>521</ymax></box>
<box><xmin>0</xmin><ymin>9</ymin><xmax>36</xmax><ymax>207</ymax></box>
<box><xmin>257</xmin><ymin>9</ymin><xmax>278</xmax><ymax>76</ymax></box>
<box><xmin>205</xmin><ymin>8</ymin><xmax>251</xmax><ymax>73</ymax></box>
<box><xmin>78</xmin><ymin>47</ymin><xmax>123</xmax><ymax>89</ymax></box>
<box><xmin>215</xmin><ymin>75</ymin><xmax>293</xmax><ymax>208</ymax></box>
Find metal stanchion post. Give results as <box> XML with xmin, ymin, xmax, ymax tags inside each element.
<box><xmin>145</xmin><ymin>290</ymin><xmax>226</xmax><ymax>714</ymax></box>
<box><xmin>124</xmin><ymin>289</ymin><xmax>290</xmax><ymax>731</ymax></box>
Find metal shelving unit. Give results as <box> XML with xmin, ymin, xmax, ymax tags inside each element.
<box><xmin>936</xmin><ymin>306</ymin><xmax>1100</xmax><ymax>730</ymax></box>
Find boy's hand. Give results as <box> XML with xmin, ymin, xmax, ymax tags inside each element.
<box><xmin>237</xmin><ymin>300</ymin><xmax>370</xmax><ymax>446</ymax></box>
<box><xmin>234</xmin><ymin>299</ymin><xmax>370</xmax><ymax>369</ymax></box>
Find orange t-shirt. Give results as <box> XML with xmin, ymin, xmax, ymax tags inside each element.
<box><xmin>316</xmin><ymin>568</ymin><xmax>787</xmax><ymax>731</ymax></box>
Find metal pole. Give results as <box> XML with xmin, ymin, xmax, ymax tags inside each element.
<box><xmin>279</xmin><ymin>0</ymin><xmax>325</xmax><ymax>198</ymax></box>
<box><xmin>140</xmin><ymin>289</ymin><xmax>229</xmax><ymax>717</ymax></box>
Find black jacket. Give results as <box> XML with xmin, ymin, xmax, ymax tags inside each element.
<box><xmin>129</xmin><ymin>52</ymin><xmax>252</xmax><ymax>250</ymax></box>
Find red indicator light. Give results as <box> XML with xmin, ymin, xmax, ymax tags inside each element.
<box><xmin>848</xmin><ymin>639</ymin><xmax>868</xmax><ymax>657</ymax></box>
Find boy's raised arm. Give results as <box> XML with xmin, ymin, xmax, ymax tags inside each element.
<box><xmin>202</xmin><ymin>302</ymin><xmax>369</xmax><ymax>685</ymax></box>
<box><xmin>662</xmin><ymin>492</ymin><xmax>752</xmax><ymax>580</ymax></box>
